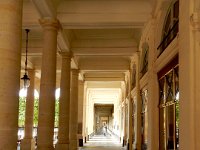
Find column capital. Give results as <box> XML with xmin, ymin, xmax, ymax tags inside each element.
<box><xmin>59</xmin><ymin>51</ymin><xmax>72</xmax><ymax>59</ymax></box>
<box><xmin>71</xmin><ymin>69</ymin><xmax>79</xmax><ymax>76</ymax></box>
<box><xmin>39</xmin><ymin>18</ymin><xmax>61</xmax><ymax>30</ymax></box>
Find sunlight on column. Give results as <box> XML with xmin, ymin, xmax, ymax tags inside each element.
<box><xmin>19</xmin><ymin>88</ymin><xmax>39</xmax><ymax>98</ymax></box>
<box><xmin>55</xmin><ymin>88</ymin><xmax>60</xmax><ymax>99</ymax></box>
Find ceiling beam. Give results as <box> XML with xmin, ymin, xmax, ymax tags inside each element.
<box><xmin>57</xmin><ymin>0</ymin><xmax>152</xmax><ymax>29</ymax></box>
<box><xmin>30</xmin><ymin>0</ymin><xmax>77</xmax><ymax>68</ymax></box>
<box><xmin>79</xmin><ymin>56</ymin><xmax>130</xmax><ymax>71</ymax></box>
<box><xmin>84</xmin><ymin>72</ymin><xmax>125</xmax><ymax>81</ymax></box>
<box><xmin>31</xmin><ymin>0</ymin><xmax>57</xmax><ymax>18</ymax></box>
<box><xmin>72</xmin><ymin>47</ymin><xmax>137</xmax><ymax>56</ymax></box>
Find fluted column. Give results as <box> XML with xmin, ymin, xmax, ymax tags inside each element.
<box><xmin>0</xmin><ymin>0</ymin><xmax>22</xmax><ymax>149</ymax></box>
<box><xmin>37</xmin><ymin>18</ymin><xmax>59</xmax><ymax>150</ymax></box>
<box><xmin>56</xmin><ymin>52</ymin><xmax>71</xmax><ymax>150</ymax></box>
<box><xmin>21</xmin><ymin>70</ymin><xmax>35</xmax><ymax>150</ymax></box>
<box><xmin>70</xmin><ymin>69</ymin><xmax>79</xmax><ymax>150</ymax></box>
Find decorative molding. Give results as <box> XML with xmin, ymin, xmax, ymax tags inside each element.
<box><xmin>190</xmin><ymin>12</ymin><xmax>200</xmax><ymax>30</ymax></box>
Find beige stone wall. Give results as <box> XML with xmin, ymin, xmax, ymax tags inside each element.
<box><xmin>130</xmin><ymin>1</ymin><xmax>180</xmax><ymax>149</ymax></box>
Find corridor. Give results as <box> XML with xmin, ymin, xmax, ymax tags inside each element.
<box><xmin>80</xmin><ymin>130</ymin><xmax>125</xmax><ymax>150</ymax></box>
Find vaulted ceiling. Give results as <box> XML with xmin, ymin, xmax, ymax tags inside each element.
<box><xmin>21</xmin><ymin>0</ymin><xmax>154</xmax><ymax>88</ymax></box>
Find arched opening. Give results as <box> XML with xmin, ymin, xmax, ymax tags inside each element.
<box><xmin>157</xmin><ymin>0</ymin><xmax>179</xmax><ymax>56</ymax></box>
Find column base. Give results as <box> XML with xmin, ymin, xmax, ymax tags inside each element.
<box><xmin>69</xmin><ymin>140</ymin><xmax>78</xmax><ymax>150</ymax></box>
<box><xmin>78</xmin><ymin>138</ymin><xmax>83</xmax><ymax>147</ymax></box>
<box><xmin>122</xmin><ymin>137</ymin><xmax>127</xmax><ymax>147</ymax></box>
<box><xmin>127</xmin><ymin>142</ymin><xmax>129</xmax><ymax>150</ymax></box>
<box><xmin>55</xmin><ymin>143</ymin><xmax>69</xmax><ymax>150</ymax></box>
<box><xmin>20</xmin><ymin>138</ymin><xmax>35</xmax><ymax>150</ymax></box>
<box><xmin>36</xmin><ymin>145</ymin><xmax>54</xmax><ymax>150</ymax></box>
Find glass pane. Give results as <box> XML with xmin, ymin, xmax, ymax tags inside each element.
<box><xmin>158</xmin><ymin>0</ymin><xmax>179</xmax><ymax>57</ymax></box>
<box><xmin>166</xmin><ymin>105</ymin><xmax>175</xmax><ymax>150</ymax></box>
<box><xmin>166</xmin><ymin>71</ymin><xmax>173</xmax><ymax>102</ymax></box>
<box><xmin>164</xmin><ymin>11</ymin><xmax>171</xmax><ymax>34</ymax></box>
<box><xmin>158</xmin><ymin>65</ymin><xmax>179</xmax><ymax>150</ymax></box>
<box><xmin>159</xmin><ymin>77</ymin><xmax>165</xmax><ymax>105</ymax></box>
<box><xmin>173</xmin><ymin>1</ymin><xmax>179</xmax><ymax>19</ymax></box>
<box><xmin>174</xmin><ymin>66</ymin><xmax>179</xmax><ymax>101</ymax></box>
<box><xmin>159</xmin><ymin>108</ymin><xmax>166</xmax><ymax>150</ymax></box>
<box><xmin>140</xmin><ymin>43</ymin><xmax>149</xmax><ymax>78</ymax></box>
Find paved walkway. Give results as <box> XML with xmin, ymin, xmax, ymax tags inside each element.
<box><xmin>79</xmin><ymin>132</ymin><xmax>125</xmax><ymax>150</ymax></box>
<box><xmin>17</xmin><ymin>130</ymin><xmax>125</xmax><ymax>150</ymax></box>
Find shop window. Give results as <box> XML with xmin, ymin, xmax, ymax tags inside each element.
<box><xmin>157</xmin><ymin>0</ymin><xmax>179</xmax><ymax>57</ymax></box>
<box><xmin>158</xmin><ymin>56</ymin><xmax>179</xmax><ymax>150</ymax></box>
<box><xmin>141</xmin><ymin>89</ymin><xmax>148</xmax><ymax>150</ymax></box>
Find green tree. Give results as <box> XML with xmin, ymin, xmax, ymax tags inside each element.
<box><xmin>18</xmin><ymin>97</ymin><xmax>59</xmax><ymax>127</ymax></box>
<box><xmin>55</xmin><ymin>99</ymin><xmax>59</xmax><ymax>127</ymax></box>
<box><xmin>33</xmin><ymin>98</ymin><xmax>39</xmax><ymax>127</ymax></box>
<box><xmin>18</xmin><ymin>97</ymin><xmax>26</xmax><ymax>127</ymax></box>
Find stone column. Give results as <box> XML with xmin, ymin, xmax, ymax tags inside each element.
<box><xmin>78</xmin><ymin>81</ymin><xmax>84</xmax><ymax>147</ymax></box>
<box><xmin>37</xmin><ymin>18</ymin><xmax>59</xmax><ymax>150</ymax></box>
<box><xmin>0</xmin><ymin>0</ymin><xmax>22</xmax><ymax>149</ymax></box>
<box><xmin>123</xmin><ymin>102</ymin><xmax>128</xmax><ymax>146</ymax></box>
<box><xmin>128</xmin><ymin>71</ymin><xmax>133</xmax><ymax>150</ymax></box>
<box><xmin>70</xmin><ymin>69</ymin><xmax>79</xmax><ymax>150</ymax></box>
<box><xmin>56</xmin><ymin>52</ymin><xmax>71</xmax><ymax>150</ymax></box>
<box><xmin>82</xmin><ymin>83</ymin><xmax>87</xmax><ymax>143</ymax></box>
<box><xmin>21</xmin><ymin>70</ymin><xmax>35</xmax><ymax>150</ymax></box>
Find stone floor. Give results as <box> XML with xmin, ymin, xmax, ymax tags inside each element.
<box><xmin>79</xmin><ymin>133</ymin><xmax>125</xmax><ymax>150</ymax></box>
<box><xmin>17</xmin><ymin>131</ymin><xmax>125</xmax><ymax>150</ymax></box>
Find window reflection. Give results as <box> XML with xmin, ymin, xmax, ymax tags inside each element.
<box><xmin>158</xmin><ymin>65</ymin><xmax>179</xmax><ymax>150</ymax></box>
